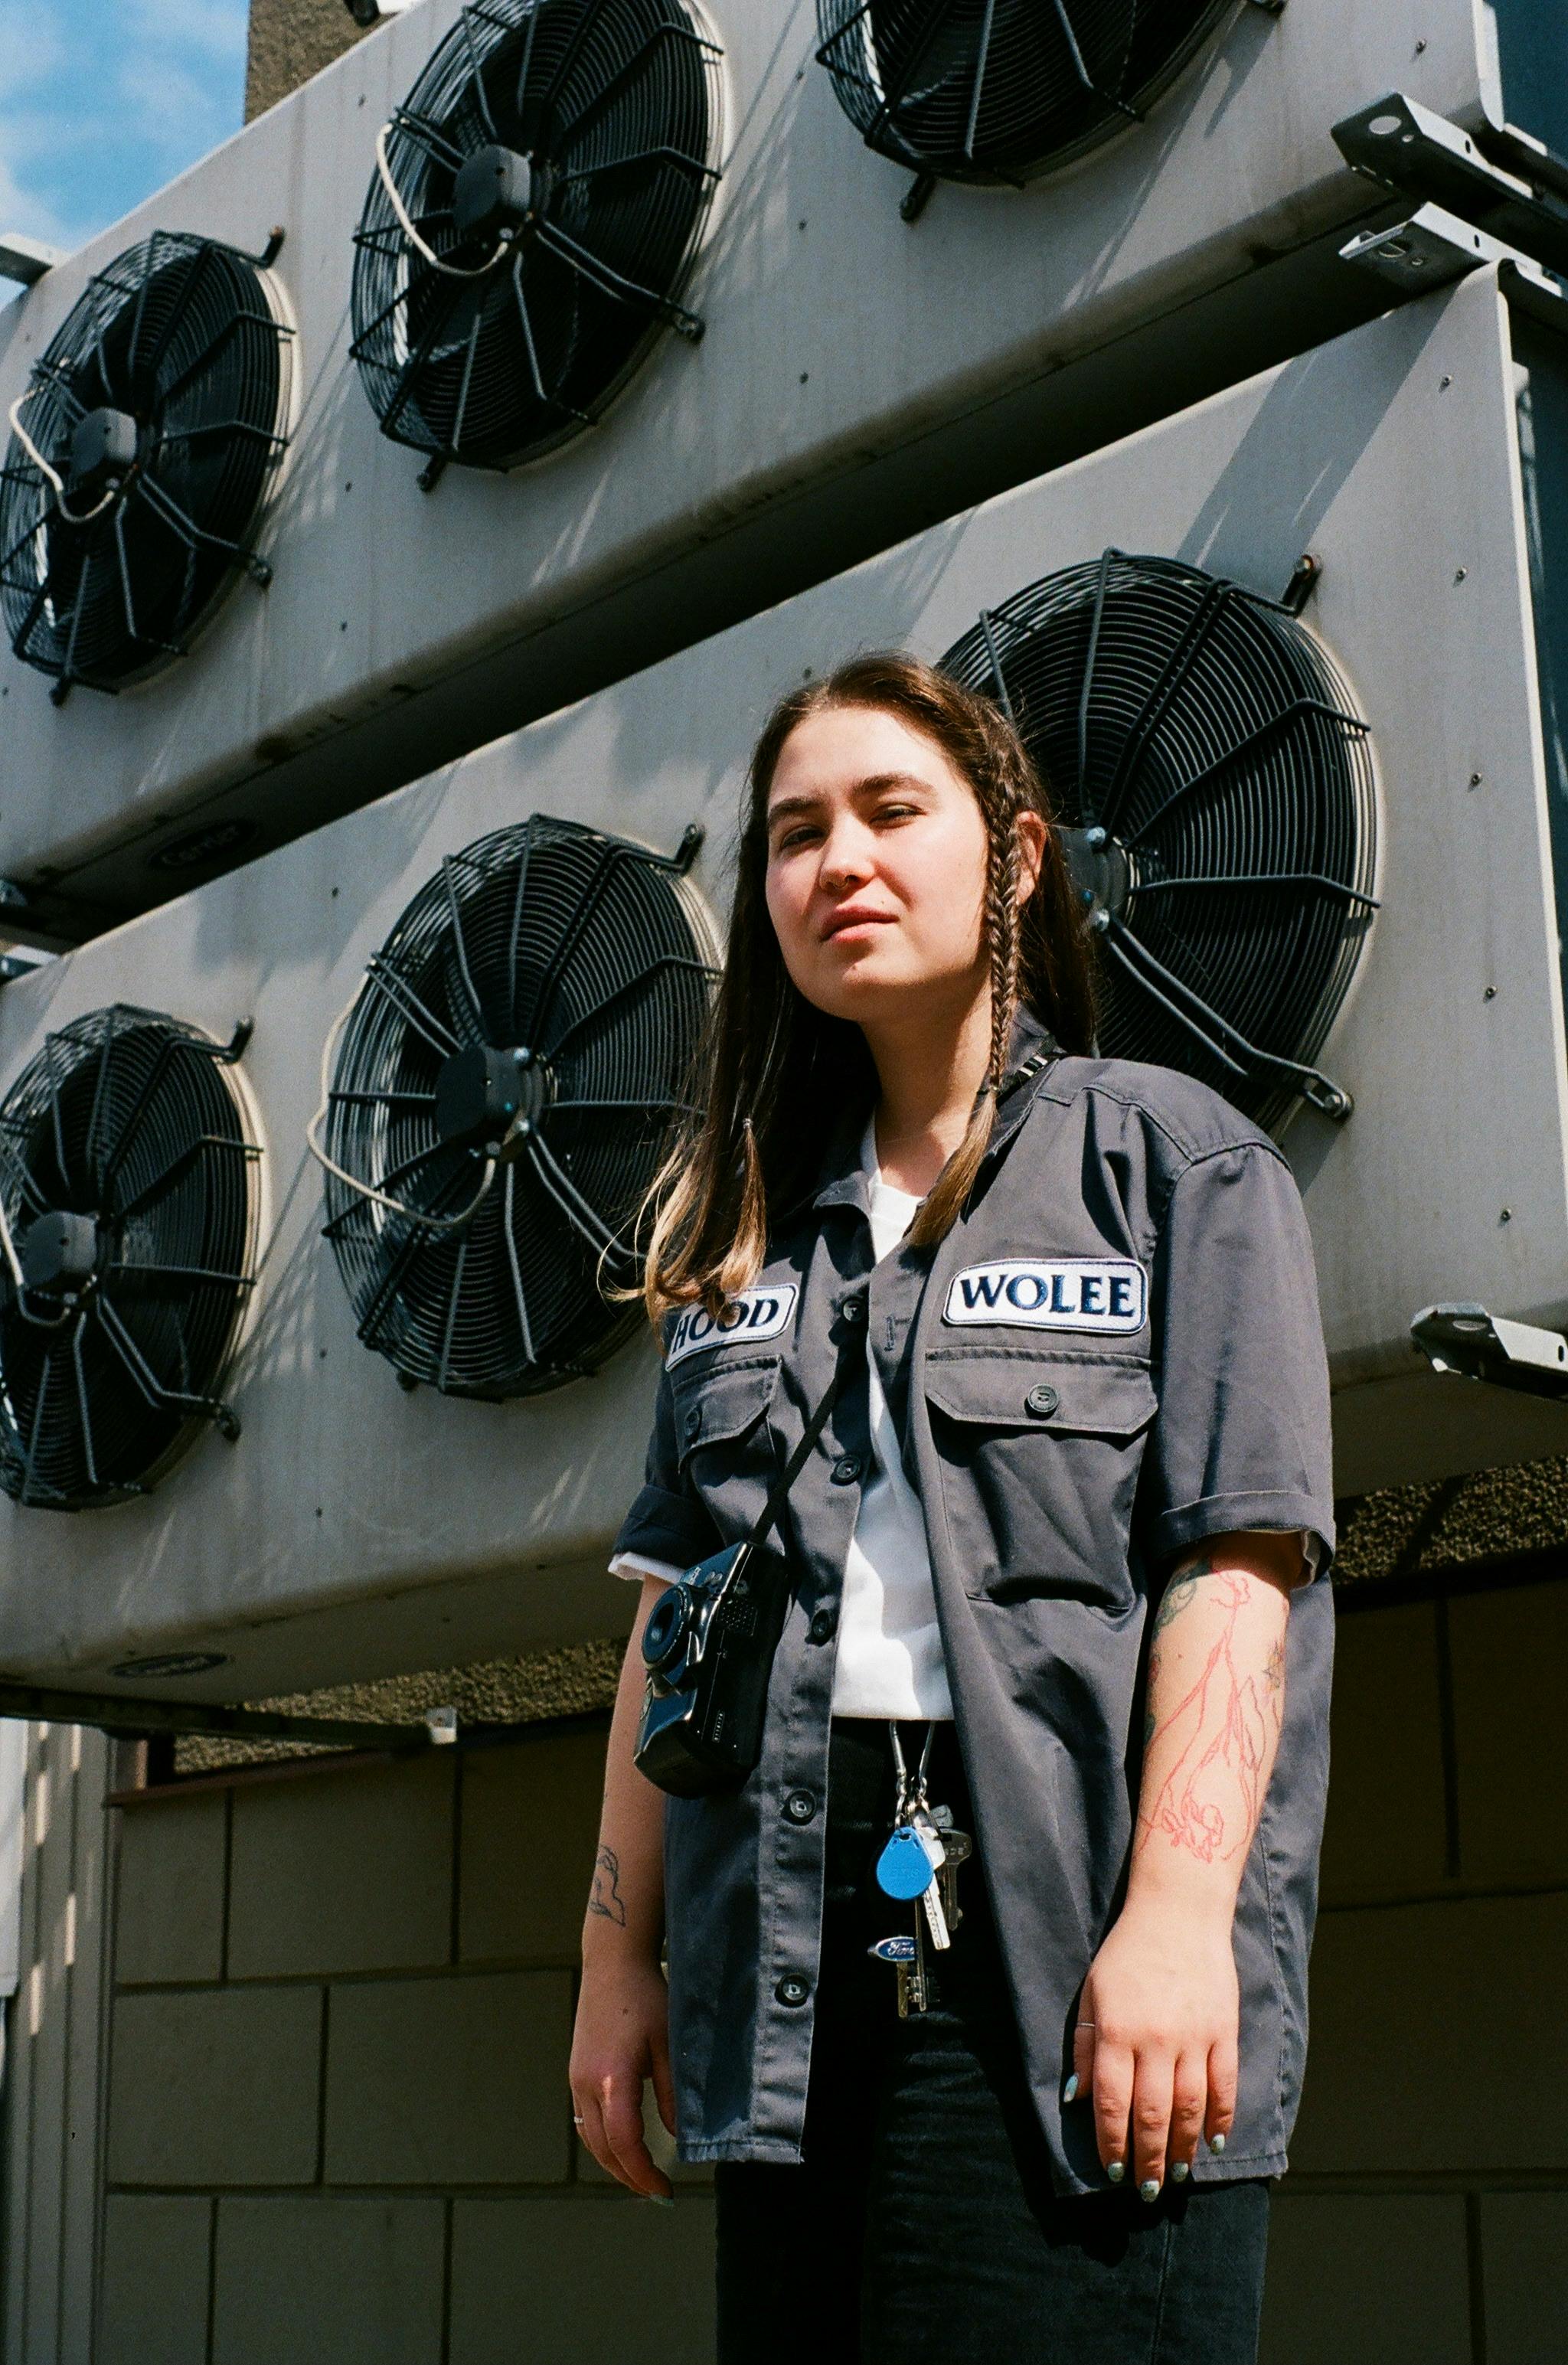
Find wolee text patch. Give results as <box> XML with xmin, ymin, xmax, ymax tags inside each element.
<box><xmin>943</xmin><ymin>1259</ymin><xmax>1148</xmax><ymax>1333</ymax></box>
<box><xmin>666</xmin><ymin>1285</ymin><xmax>798</xmax><ymax>1366</ymax></box>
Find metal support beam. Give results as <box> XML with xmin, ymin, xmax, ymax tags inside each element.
<box><xmin>1334</xmin><ymin>94</ymin><xmax>1568</xmax><ymax>281</ymax></box>
<box><xmin>1410</xmin><ymin>1302</ymin><xmax>1568</xmax><ymax>1402</ymax></box>
<box><xmin>0</xmin><ymin>235</ymin><xmax>62</xmax><ymax>289</ymax></box>
<box><xmin>0</xmin><ymin>1676</ymin><xmax>452</xmax><ymax>1751</ymax></box>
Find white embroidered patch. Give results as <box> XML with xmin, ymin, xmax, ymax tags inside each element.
<box><xmin>943</xmin><ymin>1259</ymin><xmax>1148</xmax><ymax>1333</ymax></box>
<box><xmin>666</xmin><ymin>1285</ymin><xmax>798</xmax><ymax>1367</ymax></box>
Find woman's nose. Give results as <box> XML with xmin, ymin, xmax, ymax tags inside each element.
<box><xmin>818</xmin><ymin>823</ymin><xmax>874</xmax><ymax>890</ymax></box>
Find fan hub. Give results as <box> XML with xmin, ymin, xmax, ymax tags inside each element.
<box><xmin>452</xmin><ymin>146</ymin><xmax>546</xmax><ymax>247</ymax></box>
<box><xmin>18</xmin><ymin>1210</ymin><xmax>103</xmax><ymax>1297</ymax></box>
<box><xmin>1059</xmin><ymin>826</ymin><xmax>1130</xmax><ymax>923</ymax></box>
<box><xmin>67</xmin><ymin>408</ymin><xmax>139</xmax><ymax>501</ymax></box>
<box><xmin>434</xmin><ymin>1044</ymin><xmax>550</xmax><ymax>1157</ymax></box>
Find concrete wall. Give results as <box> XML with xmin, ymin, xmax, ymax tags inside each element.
<box><xmin>1261</xmin><ymin>1571</ymin><xmax>1568</xmax><ymax>2364</ymax></box>
<box><xmin>3</xmin><ymin>1569</ymin><xmax>1562</xmax><ymax>2360</ymax></box>
<box><xmin>246</xmin><ymin>0</ymin><xmax>367</xmax><ymax>123</ymax></box>
<box><xmin>93</xmin><ymin>1721</ymin><xmax>713</xmax><ymax>2365</ymax></box>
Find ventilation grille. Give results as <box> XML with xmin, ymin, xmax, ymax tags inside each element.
<box><xmin>321</xmin><ymin>815</ymin><xmax>717</xmax><ymax>1396</ymax></box>
<box><xmin>0</xmin><ymin>230</ymin><xmax>291</xmax><ymax>702</ymax></box>
<box><xmin>0</xmin><ymin>1008</ymin><xmax>260</xmax><ymax>1512</ymax></box>
<box><xmin>940</xmin><ymin>551</ymin><xmax>1377</xmax><ymax>1132</ymax></box>
<box><xmin>351</xmin><ymin>0</ymin><xmax>723</xmax><ymax>476</ymax></box>
<box><xmin>816</xmin><ymin>0</ymin><xmax>1233</xmax><ymax>190</ymax></box>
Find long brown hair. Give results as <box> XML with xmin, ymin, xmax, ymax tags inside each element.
<box><xmin>636</xmin><ymin>652</ymin><xmax>1096</xmax><ymax>1321</ymax></box>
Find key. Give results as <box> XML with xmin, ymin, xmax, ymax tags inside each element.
<box><xmin>907</xmin><ymin>1903</ymin><xmax>929</xmax><ymax>2013</ymax></box>
<box><xmin>921</xmin><ymin>1877</ymin><xmax>951</xmax><ymax>1950</ymax></box>
<box><xmin>938</xmin><ymin>1827</ymin><xmax>971</xmax><ymax>1931</ymax></box>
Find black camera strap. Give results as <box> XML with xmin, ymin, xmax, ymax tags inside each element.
<box><xmin>743</xmin><ymin>1357</ymin><xmax>848</xmax><ymax>1563</ymax></box>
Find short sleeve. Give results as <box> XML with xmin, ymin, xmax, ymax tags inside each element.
<box><xmin>1139</xmin><ymin>1142</ymin><xmax>1335</xmax><ymax>1578</ymax></box>
<box><xmin>609</xmin><ymin>1352</ymin><xmax>724</xmax><ymax>1572</ymax></box>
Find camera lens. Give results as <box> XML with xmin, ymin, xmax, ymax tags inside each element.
<box><xmin>642</xmin><ymin>1586</ymin><xmax>693</xmax><ymax>1674</ymax></box>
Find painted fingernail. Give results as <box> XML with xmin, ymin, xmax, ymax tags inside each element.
<box><xmin>1106</xmin><ymin>2160</ymin><xmax>1125</xmax><ymax>2184</ymax></box>
<box><xmin>643</xmin><ymin>2194</ymin><xmax>675</xmax><ymax>2208</ymax></box>
<box><xmin>1063</xmin><ymin>2073</ymin><xmax>1080</xmax><ymax>2103</ymax></box>
<box><xmin>1171</xmin><ymin>2160</ymin><xmax>1190</xmax><ymax>2184</ymax></box>
<box><xmin>1210</xmin><ymin>2132</ymin><xmax>1227</xmax><ymax>2157</ymax></box>
<box><xmin>1139</xmin><ymin>2178</ymin><xmax>1161</xmax><ymax>2203</ymax></box>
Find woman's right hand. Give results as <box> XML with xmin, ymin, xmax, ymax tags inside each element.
<box><xmin>570</xmin><ymin>1950</ymin><xmax>678</xmax><ymax>2199</ymax></box>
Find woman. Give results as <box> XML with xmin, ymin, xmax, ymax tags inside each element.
<box><xmin>570</xmin><ymin>654</ymin><xmax>1334</xmax><ymax>2363</ymax></box>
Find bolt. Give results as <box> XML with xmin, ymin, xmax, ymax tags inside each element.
<box><xmin>1501</xmin><ymin>1207</ymin><xmax>1513</xmax><ymax>1223</ymax></box>
<box><xmin>1484</xmin><ymin>985</ymin><xmax>1497</xmax><ymax>1000</ymax></box>
<box><xmin>1086</xmin><ymin>826</ymin><xmax>1106</xmax><ymax>848</ymax></box>
<box><xmin>1439</xmin><ymin>374</ymin><xmax>1452</xmax><ymax>390</ymax></box>
<box><xmin>1414</xmin><ymin>37</ymin><xmax>1427</xmax><ymax>53</ymax></box>
<box><xmin>799</xmin><ymin>371</ymin><xmax>809</xmax><ymax>384</ymax></box>
<box><xmin>1468</xmin><ymin>773</ymin><xmax>1482</xmax><ymax>789</ymax></box>
<box><xmin>1455</xmin><ymin>567</ymin><xmax>1468</xmax><ymax>583</ymax></box>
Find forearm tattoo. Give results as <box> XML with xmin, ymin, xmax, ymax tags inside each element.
<box><xmin>1137</xmin><ymin>1551</ymin><xmax>1287</xmax><ymax>1866</ymax></box>
<box><xmin>588</xmin><ymin>1844</ymin><xmax>628</xmax><ymax>1925</ymax></box>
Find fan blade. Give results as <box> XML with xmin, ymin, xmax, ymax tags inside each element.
<box><xmin>1120</xmin><ymin>699</ymin><xmax>1371</xmax><ymax>852</ymax></box>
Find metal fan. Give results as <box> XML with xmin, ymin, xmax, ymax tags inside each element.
<box><xmin>940</xmin><ymin>551</ymin><xmax>1378</xmax><ymax>1132</ymax></box>
<box><xmin>816</xmin><ymin>0</ymin><xmax>1235</xmax><ymax>214</ymax></box>
<box><xmin>0</xmin><ymin>1008</ymin><xmax>261</xmax><ymax>1511</ymax></box>
<box><xmin>315</xmin><ymin>815</ymin><xmax>718</xmax><ymax>1396</ymax></box>
<box><xmin>0</xmin><ymin>230</ymin><xmax>292</xmax><ymax>704</ymax></box>
<box><xmin>351</xmin><ymin>0</ymin><xmax>724</xmax><ymax>485</ymax></box>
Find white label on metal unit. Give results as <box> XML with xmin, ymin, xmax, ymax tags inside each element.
<box><xmin>666</xmin><ymin>1285</ymin><xmax>798</xmax><ymax>1367</ymax></box>
<box><xmin>943</xmin><ymin>1259</ymin><xmax>1148</xmax><ymax>1333</ymax></box>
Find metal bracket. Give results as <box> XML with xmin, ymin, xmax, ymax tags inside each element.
<box><xmin>0</xmin><ymin>234</ymin><xmax>62</xmax><ymax>288</ymax></box>
<box><xmin>0</xmin><ymin>1677</ymin><xmax>458</xmax><ymax>1752</ymax></box>
<box><xmin>1340</xmin><ymin>204</ymin><xmax>1525</xmax><ymax>298</ymax></box>
<box><xmin>1410</xmin><ymin>1302</ymin><xmax>1568</xmax><ymax>1402</ymax></box>
<box><xmin>1334</xmin><ymin>93</ymin><xmax>1568</xmax><ymax>281</ymax></box>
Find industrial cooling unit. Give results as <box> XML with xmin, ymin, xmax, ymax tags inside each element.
<box><xmin>0</xmin><ymin>269</ymin><xmax>1563</xmax><ymax>1702</ymax></box>
<box><xmin>0</xmin><ymin>0</ymin><xmax>1520</xmax><ymax>945</ymax></box>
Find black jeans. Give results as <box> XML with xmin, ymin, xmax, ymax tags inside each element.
<box><xmin>714</xmin><ymin>1717</ymin><xmax>1269</xmax><ymax>2365</ymax></box>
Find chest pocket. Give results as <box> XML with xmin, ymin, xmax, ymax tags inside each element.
<box><xmin>669</xmin><ymin>1354</ymin><xmax>783</xmax><ymax>1546</ymax></box>
<box><xmin>923</xmin><ymin>1351</ymin><xmax>1157</xmax><ymax>1609</ymax></box>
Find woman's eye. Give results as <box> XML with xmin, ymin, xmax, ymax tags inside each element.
<box><xmin>773</xmin><ymin>826</ymin><xmax>818</xmax><ymax>853</ymax></box>
<box><xmin>875</xmin><ymin>803</ymin><xmax>920</xmax><ymax>824</ymax></box>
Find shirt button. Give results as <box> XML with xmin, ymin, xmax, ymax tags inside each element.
<box><xmin>783</xmin><ymin>1788</ymin><xmax>818</xmax><ymax>1824</ymax></box>
<box><xmin>1024</xmin><ymin>1383</ymin><xmax>1060</xmax><ymax>1419</ymax></box>
<box><xmin>684</xmin><ymin>1406</ymin><xmax>701</xmax><ymax>1439</ymax></box>
<box><xmin>830</xmin><ymin>1454</ymin><xmax>864</xmax><ymax>1485</ymax></box>
<box><xmin>840</xmin><ymin>1296</ymin><xmax>867</xmax><ymax>1327</ymax></box>
<box><xmin>809</xmin><ymin>1606</ymin><xmax>838</xmax><ymax>1644</ymax></box>
<box><xmin>775</xmin><ymin>1975</ymin><xmax>811</xmax><ymax>2007</ymax></box>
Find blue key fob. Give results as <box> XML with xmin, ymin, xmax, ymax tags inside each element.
<box><xmin>876</xmin><ymin>1825</ymin><xmax>936</xmax><ymax>1899</ymax></box>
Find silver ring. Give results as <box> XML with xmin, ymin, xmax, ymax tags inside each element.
<box><xmin>573</xmin><ymin>2115</ymin><xmax>585</xmax><ymax>2126</ymax></box>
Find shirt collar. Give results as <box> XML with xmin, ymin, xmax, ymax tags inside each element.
<box><xmin>805</xmin><ymin>1005</ymin><xmax>1060</xmax><ymax>1217</ymax></box>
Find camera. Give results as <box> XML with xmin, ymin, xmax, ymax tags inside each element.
<box><xmin>634</xmin><ymin>1538</ymin><xmax>794</xmax><ymax>1797</ymax></box>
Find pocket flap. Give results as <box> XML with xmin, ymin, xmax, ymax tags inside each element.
<box><xmin>671</xmin><ymin>1359</ymin><xmax>780</xmax><ymax>1460</ymax></box>
<box><xmin>924</xmin><ymin>1354</ymin><xmax>1157</xmax><ymax>1439</ymax></box>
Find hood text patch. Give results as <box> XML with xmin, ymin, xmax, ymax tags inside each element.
<box><xmin>943</xmin><ymin>1258</ymin><xmax>1147</xmax><ymax>1334</ymax></box>
<box><xmin>667</xmin><ymin>1285</ymin><xmax>798</xmax><ymax>1367</ymax></box>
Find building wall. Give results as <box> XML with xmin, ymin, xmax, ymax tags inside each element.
<box><xmin>2</xmin><ymin>1571</ymin><xmax>1563</xmax><ymax>2360</ymax></box>
<box><xmin>1262</xmin><ymin>1573</ymin><xmax>1568</xmax><ymax>2364</ymax></box>
<box><xmin>245</xmin><ymin>0</ymin><xmax>367</xmax><ymax>122</ymax></box>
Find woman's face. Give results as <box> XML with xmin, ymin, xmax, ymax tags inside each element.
<box><xmin>763</xmin><ymin>702</ymin><xmax>1040</xmax><ymax>1028</ymax></box>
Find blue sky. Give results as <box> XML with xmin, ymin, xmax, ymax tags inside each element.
<box><xmin>0</xmin><ymin>0</ymin><xmax>248</xmax><ymax>260</ymax></box>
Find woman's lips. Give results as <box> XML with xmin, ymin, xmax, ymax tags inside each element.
<box><xmin>821</xmin><ymin>908</ymin><xmax>894</xmax><ymax>942</ymax></box>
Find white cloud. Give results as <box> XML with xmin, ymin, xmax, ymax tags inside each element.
<box><xmin>123</xmin><ymin>0</ymin><xmax>248</xmax><ymax>67</ymax></box>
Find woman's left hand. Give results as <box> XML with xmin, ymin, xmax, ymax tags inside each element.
<box><xmin>1071</xmin><ymin>1896</ymin><xmax>1239</xmax><ymax>2196</ymax></box>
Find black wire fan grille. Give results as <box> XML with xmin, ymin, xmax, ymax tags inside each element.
<box><xmin>0</xmin><ymin>230</ymin><xmax>292</xmax><ymax>702</ymax></box>
<box><xmin>816</xmin><ymin>0</ymin><xmax>1233</xmax><ymax>190</ymax></box>
<box><xmin>939</xmin><ymin>552</ymin><xmax>1377</xmax><ymax>1132</ymax></box>
<box><xmin>322</xmin><ymin>815</ymin><xmax>718</xmax><ymax>1397</ymax></box>
<box><xmin>351</xmin><ymin>0</ymin><xmax>723</xmax><ymax>475</ymax></box>
<box><xmin>0</xmin><ymin>1008</ymin><xmax>261</xmax><ymax>1512</ymax></box>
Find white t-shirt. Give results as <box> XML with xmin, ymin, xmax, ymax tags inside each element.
<box><xmin>610</xmin><ymin>1116</ymin><xmax>952</xmax><ymax>1718</ymax></box>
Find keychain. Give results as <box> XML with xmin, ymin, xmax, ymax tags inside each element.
<box><xmin>871</xmin><ymin>1722</ymin><xmax>968</xmax><ymax>2011</ymax></box>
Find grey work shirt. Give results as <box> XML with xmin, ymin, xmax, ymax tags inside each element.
<box><xmin>611</xmin><ymin>1014</ymin><xmax>1336</xmax><ymax>2194</ymax></box>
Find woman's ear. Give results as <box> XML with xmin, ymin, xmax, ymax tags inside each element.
<box><xmin>1015</xmin><ymin>810</ymin><xmax>1048</xmax><ymax>910</ymax></box>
